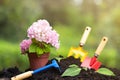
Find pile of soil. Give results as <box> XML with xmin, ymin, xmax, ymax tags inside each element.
<box><xmin>0</xmin><ymin>57</ymin><xmax>120</xmax><ymax>80</ymax></box>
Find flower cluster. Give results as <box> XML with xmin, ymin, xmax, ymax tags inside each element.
<box><xmin>20</xmin><ymin>19</ymin><xmax>60</xmax><ymax>55</ymax></box>
<box><xmin>27</xmin><ymin>20</ymin><xmax>59</xmax><ymax>49</ymax></box>
<box><xmin>20</xmin><ymin>39</ymin><xmax>32</xmax><ymax>54</ymax></box>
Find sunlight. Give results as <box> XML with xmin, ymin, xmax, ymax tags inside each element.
<box><xmin>94</xmin><ymin>0</ymin><xmax>103</xmax><ymax>5</ymax></box>
<box><xmin>74</xmin><ymin>0</ymin><xmax>83</xmax><ymax>6</ymax></box>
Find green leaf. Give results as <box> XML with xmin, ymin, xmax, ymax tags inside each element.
<box><xmin>61</xmin><ymin>64</ymin><xmax>81</xmax><ymax>77</ymax></box>
<box><xmin>29</xmin><ymin>42</ymin><xmax>51</xmax><ymax>56</ymax></box>
<box><xmin>69</xmin><ymin>64</ymin><xmax>79</xmax><ymax>68</ymax></box>
<box><xmin>29</xmin><ymin>43</ymin><xmax>36</xmax><ymax>52</ymax></box>
<box><xmin>83</xmin><ymin>67</ymin><xmax>88</xmax><ymax>71</ymax></box>
<box><xmin>96</xmin><ymin>68</ymin><xmax>115</xmax><ymax>76</ymax></box>
<box><xmin>36</xmin><ymin>46</ymin><xmax>43</xmax><ymax>55</ymax></box>
<box><xmin>32</xmin><ymin>38</ymin><xmax>37</xmax><ymax>43</ymax></box>
<box><xmin>44</xmin><ymin>45</ymin><xmax>50</xmax><ymax>53</ymax></box>
<box><xmin>62</xmin><ymin>67</ymin><xmax>81</xmax><ymax>77</ymax></box>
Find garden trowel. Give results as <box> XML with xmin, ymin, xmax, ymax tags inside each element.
<box><xmin>81</xmin><ymin>37</ymin><xmax>108</xmax><ymax>70</ymax></box>
<box><xmin>11</xmin><ymin>60</ymin><xmax>61</xmax><ymax>80</ymax></box>
<box><xmin>67</xmin><ymin>26</ymin><xmax>91</xmax><ymax>62</ymax></box>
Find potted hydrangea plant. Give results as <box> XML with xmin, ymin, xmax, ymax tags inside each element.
<box><xmin>20</xmin><ymin>19</ymin><xmax>60</xmax><ymax>70</ymax></box>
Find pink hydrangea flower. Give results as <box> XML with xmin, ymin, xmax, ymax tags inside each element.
<box><xmin>20</xmin><ymin>39</ymin><xmax>32</xmax><ymax>54</ymax></box>
<box><xmin>46</xmin><ymin>30</ymin><xmax>60</xmax><ymax>49</ymax></box>
<box><xmin>27</xmin><ymin>19</ymin><xmax>60</xmax><ymax>49</ymax></box>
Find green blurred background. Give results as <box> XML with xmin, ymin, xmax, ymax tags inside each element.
<box><xmin>0</xmin><ymin>0</ymin><xmax>120</xmax><ymax>71</ymax></box>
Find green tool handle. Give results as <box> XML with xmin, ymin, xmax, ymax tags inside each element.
<box><xmin>80</xmin><ymin>26</ymin><xmax>91</xmax><ymax>47</ymax></box>
<box><xmin>11</xmin><ymin>71</ymin><xmax>33</xmax><ymax>80</ymax></box>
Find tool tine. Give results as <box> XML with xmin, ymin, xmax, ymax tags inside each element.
<box><xmin>90</xmin><ymin>57</ymin><xmax>97</xmax><ymax>66</ymax></box>
<box><xmin>81</xmin><ymin>57</ymin><xmax>91</xmax><ymax>69</ymax></box>
<box><xmin>91</xmin><ymin>61</ymin><xmax>101</xmax><ymax>70</ymax></box>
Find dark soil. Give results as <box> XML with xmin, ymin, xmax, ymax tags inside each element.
<box><xmin>0</xmin><ymin>57</ymin><xmax>120</xmax><ymax>80</ymax></box>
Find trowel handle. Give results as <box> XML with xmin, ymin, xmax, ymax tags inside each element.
<box><xmin>80</xmin><ymin>26</ymin><xmax>91</xmax><ymax>47</ymax></box>
<box><xmin>11</xmin><ymin>71</ymin><xmax>33</xmax><ymax>80</ymax></box>
<box><xmin>95</xmin><ymin>37</ymin><xmax>108</xmax><ymax>56</ymax></box>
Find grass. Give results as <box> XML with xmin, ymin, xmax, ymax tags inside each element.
<box><xmin>0</xmin><ymin>40</ymin><xmax>29</xmax><ymax>71</ymax></box>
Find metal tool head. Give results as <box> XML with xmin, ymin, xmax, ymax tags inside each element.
<box><xmin>81</xmin><ymin>57</ymin><xmax>91</xmax><ymax>69</ymax></box>
<box><xmin>81</xmin><ymin>57</ymin><xmax>101</xmax><ymax>70</ymax></box>
<box><xmin>90</xmin><ymin>56</ymin><xmax>97</xmax><ymax>66</ymax></box>
<box><xmin>52</xmin><ymin>60</ymin><xmax>61</xmax><ymax>73</ymax></box>
<box><xmin>67</xmin><ymin>47</ymin><xmax>88</xmax><ymax>62</ymax></box>
<box><xmin>33</xmin><ymin>59</ymin><xmax>61</xmax><ymax>74</ymax></box>
<box><xmin>91</xmin><ymin>61</ymin><xmax>101</xmax><ymax>70</ymax></box>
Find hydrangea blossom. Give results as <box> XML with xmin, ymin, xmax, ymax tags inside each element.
<box><xmin>20</xmin><ymin>19</ymin><xmax>60</xmax><ymax>55</ymax></box>
<box><xmin>27</xmin><ymin>19</ymin><xmax>60</xmax><ymax>49</ymax></box>
<box><xmin>20</xmin><ymin>39</ymin><xmax>32</xmax><ymax>54</ymax></box>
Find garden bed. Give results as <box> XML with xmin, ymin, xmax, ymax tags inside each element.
<box><xmin>0</xmin><ymin>56</ymin><xmax>120</xmax><ymax>80</ymax></box>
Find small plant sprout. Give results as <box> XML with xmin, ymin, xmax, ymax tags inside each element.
<box><xmin>61</xmin><ymin>64</ymin><xmax>81</xmax><ymax>77</ymax></box>
<box><xmin>96</xmin><ymin>68</ymin><xmax>115</xmax><ymax>76</ymax></box>
<box><xmin>55</xmin><ymin>57</ymin><xmax>63</xmax><ymax>62</ymax></box>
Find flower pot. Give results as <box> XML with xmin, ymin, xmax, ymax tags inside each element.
<box><xmin>28</xmin><ymin>52</ymin><xmax>50</xmax><ymax>70</ymax></box>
